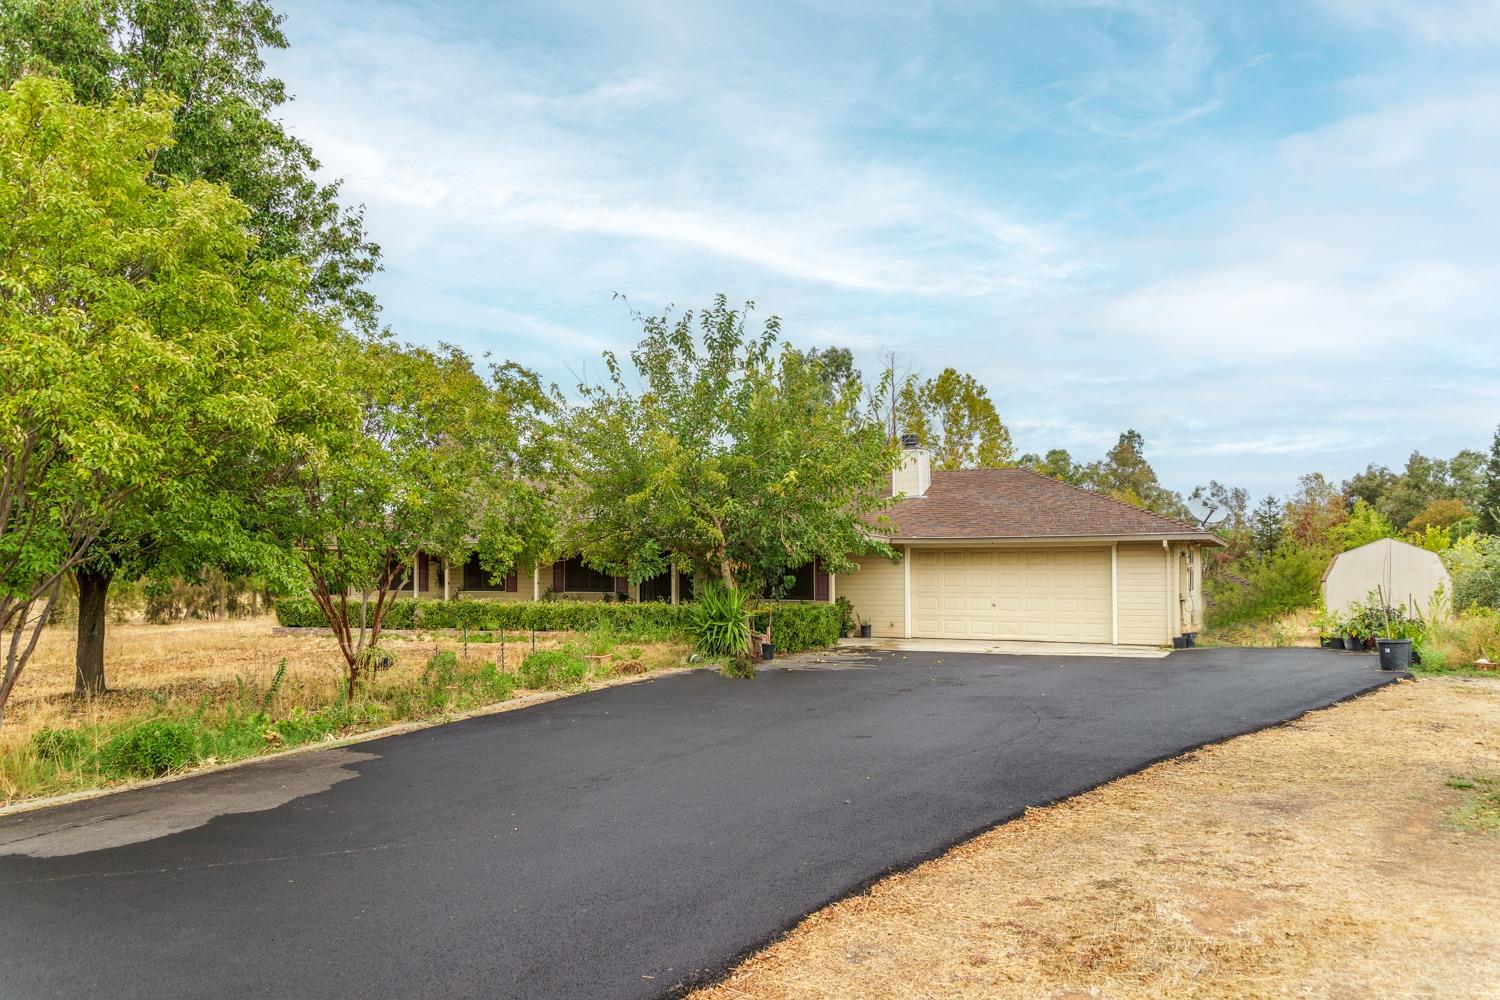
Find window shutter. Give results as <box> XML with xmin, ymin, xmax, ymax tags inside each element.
<box><xmin>504</xmin><ymin>571</ymin><xmax>518</xmax><ymax>593</ymax></box>
<box><xmin>614</xmin><ymin>576</ymin><xmax>629</xmax><ymax>596</ymax></box>
<box><xmin>814</xmin><ymin>559</ymin><xmax>830</xmax><ymax>602</ymax></box>
<box><xmin>552</xmin><ymin>560</ymin><xmax>566</xmax><ymax>593</ymax></box>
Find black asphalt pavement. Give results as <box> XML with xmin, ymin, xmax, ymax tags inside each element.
<box><xmin>0</xmin><ymin>647</ymin><xmax>1400</xmax><ymax>999</ymax></box>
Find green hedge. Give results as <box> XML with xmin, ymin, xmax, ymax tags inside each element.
<box><xmin>274</xmin><ymin>595</ymin><xmax>841</xmax><ymax>653</ymax></box>
<box><xmin>273</xmin><ymin>596</ymin><xmax>692</xmax><ymax>638</ymax></box>
<box><xmin>750</xmin><ymin>602</ymin><xmax>841</xmax><ymax>654</ymax></box>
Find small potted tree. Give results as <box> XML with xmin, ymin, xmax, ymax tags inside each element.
<box><xmin>859</xmin><ymin>616</ymin><xmax>872</xmax><ymax>639</ymax></box>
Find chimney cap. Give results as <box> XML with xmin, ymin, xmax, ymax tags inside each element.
<box><xmin>900</xmin><ymin>433</ymin><xmax>920</xmax><ymax>448</ymax></box>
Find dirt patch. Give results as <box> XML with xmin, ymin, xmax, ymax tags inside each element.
<box><xmin>693</xmin><ymin>677</ymin><xmax>1500</xmax><ymax>1000</ymax></box>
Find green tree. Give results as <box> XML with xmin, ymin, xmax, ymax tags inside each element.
<box><xmin>1250</xmin><ymin>495</ymin><xmax>1286</xmax><ymax>557</ymax></box>
<box><xmin>1086</xmin><ymin>430</ymin><xmax>1187</xmax><ymax>517</ymax></box>
<box><xmin>896</xmin><ymin>368</ymin><xmax>1014</xmax><ymax>470</ymax></box>
<box><xmin>0</xmin><ymin>77</ymin><xmax>336</xmax><ymax>719</ymax></box>
<box><xmin>1020</xmin><ymin>448</ymin><xmax>1087</xmax><ymax>486</ymax></box>
<box><xmin>0</xmin><ymin>0</ymin><xmax>379</xmax><ymax>328</ymax></box>
<box><xmin>1479</xmin><ymin>425</ymin><xmax>1500</xmax><ymax>535</ymax></box>
<box><xmin>260</xmin><ymin>341</ymin><xmax>557</xmax><ymax>693</ymax></box>
<box><xmin>1284</xmin><ymin>472</ymin><xmax>1345</xmax><ymax>547</ymax></box>
<box><xmin>563</xmin><ymin>296</ymin><xmax>901</xmax><ymax>592</ymax></box>
<box><xmin>1329</xmin><ymin>499</ymin><xmax>1395</xmax><ymax>551</ymax></box>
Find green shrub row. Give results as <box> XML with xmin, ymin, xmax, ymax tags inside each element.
<box><xmin>274</xmin><ymin>596</ymin><xmax>842</xmax><ymax>652</ymax></box>
<box><xmin>274</xmin><ymin>596</ymin><xmax>694</xmax><ymax>637</ymax></box>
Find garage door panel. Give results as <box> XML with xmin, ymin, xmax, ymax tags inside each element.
<box><xmin>912</xmin><ymin>546</ymin><xmax>1111</xmax><ymax>643</ymax></box>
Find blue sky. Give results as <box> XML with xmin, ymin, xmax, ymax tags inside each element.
<box><xmin>265</xmin><ymin>0</ymin><xmax>1499</xmax><ymax>500</ymax></box>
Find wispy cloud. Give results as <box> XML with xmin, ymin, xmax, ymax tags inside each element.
<box><xmin>269</xmin><ymin>0</ymin><xmax>1498</xmax><ymax>497</ymax></box>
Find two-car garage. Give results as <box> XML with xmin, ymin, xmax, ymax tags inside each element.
<box><xmin>909</xmin><ymin>547</ymin><xmax>1112</xmax><ymax>643</ymax></box>
<box><xmin>834</xmin><ymin>457</ymin><xmax>1219</xmax><ymax>648</ymax></box>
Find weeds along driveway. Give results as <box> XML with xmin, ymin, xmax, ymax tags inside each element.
<box><xmin>0</xmin><ymin>648</ymin><xmax>1399</xmax><ymax>1000</ymax></box>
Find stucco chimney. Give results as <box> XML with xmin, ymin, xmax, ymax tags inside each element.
<box><xmin>892</xmin><ymin>433</ymin><xmax>931</xmax><ymax>498</ymax></box>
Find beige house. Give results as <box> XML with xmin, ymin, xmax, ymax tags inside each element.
<box><xmin>1321</xmin><ymin>537</ymin><xmax>1450</xmax><ymax>617</ymax></box>
<box><xmin>401</xmin><ymin>440</ymin><xmax>1218</xmax><ymax>648</ymax></box>
<box><xmin>837</xmin><ymin>442</ymin><xmax>1221</xmax><ymax>646</ymax></box>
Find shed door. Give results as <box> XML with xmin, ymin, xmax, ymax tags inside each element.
<box><xmin>911</xmin><ymin>547</ymin><xmax>1112</xmax><ymax>642</ymax></box>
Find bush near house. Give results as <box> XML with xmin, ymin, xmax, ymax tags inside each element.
<box><xmin>274</xmin><ymin>597</ymin><xmax>843</xmax><ymax>654</ymax></box>
<box><xmin>752</xmin><ymin>603</ymin><xmax>842</xmax><ymax>654</ymax></box>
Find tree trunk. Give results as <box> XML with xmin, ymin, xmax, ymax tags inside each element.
<box><xmin>74</xmin><ymin>567</ymin><xmax>113</xmax><ymax>698</ymax></box>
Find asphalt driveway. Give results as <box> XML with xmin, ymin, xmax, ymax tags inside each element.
<box><xmin>0</xmin><ymin>647</ymin><xmax>1400</xmax><ymax>1000</ymax></box>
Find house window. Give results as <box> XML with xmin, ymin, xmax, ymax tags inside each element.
<box><xmin>766</xmin><ymin>562</ymin><xmax>815</xmax><ymax>601</ymax></box>
<box><xmin>564</xmin><ymin>556</ymin><xmax>615</xmax><ymax>593</ymax></box>
<box><xmin>638</xmin><ymin>571</ymin><xmax>672</xmax><ymax>603</ymax></box>
<box><xmin>462</xmin><ymin>554</ymin><xmax>495</xmax><ymax>591</ymax></box>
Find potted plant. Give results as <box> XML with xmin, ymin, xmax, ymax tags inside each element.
<box><xmin>1342</xmin><ymin>613</ymin><xmax>1363</xmax><ymax>651</ymax></box>
<box><xmin>858</xmin><ymin>616</ymin><xmax>872</xmax><ymax>639</ymax></box>
<box><xmin>1373</xmin><ymin>586</ymin><xmax>1417</xmax><ymax>671</ymax></box>
<box><xmin>1312</xmin><ymin>609</ymin><xmax>1341</xmax><ymax>649</ymax></box>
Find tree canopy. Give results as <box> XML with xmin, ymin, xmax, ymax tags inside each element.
<box><xmin>0</xmin><ymin>76</ymin><xmax>338</xmax><ymax>717</ymax></box>
<box><xmin>0</xmin><ymin>0</ymin><xmax>380</xmax><ymax>328</ymax></box>
<box><xmin>259</xmin><ymin>340</ymin><xmax>558</xmax><ymax>690</ymax></box>
<box><xmin>896</xmin><ymin>367</ymin><xmax>1015</xmax><ymax>471</ymax></box>
<box><xmin>562</xmin><ymin>297</ymin><xmax>901</xmax><ymax>592</ymax></box>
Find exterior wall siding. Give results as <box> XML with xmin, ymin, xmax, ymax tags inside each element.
<box><xmin>1116</xmin><ymin>542</ymin><xmax>1170</xmax><ymax>645</ymax></box>
<box><xmin>837</xmin><ymin>554</ymin><xmax>907</xmax><ymax>638</ymax></box>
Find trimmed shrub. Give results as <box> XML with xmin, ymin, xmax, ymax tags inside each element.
<box><xmin>273</xmin><ymin>594</ymin><xmax>840</xmax><ymax>653</ymax></box>
<box><xmin>101</xmin><ymin>721</ymin><xmax>198</xmax><ymax>777</ymax></box>
<box><xmin>274</xmin><ymin>596</ymin><xmax>694</xmax><ymax>638</ymax></box>
<box><xmin>753</xmin><ymin>602</ymin><xmax>841</xmax><ymax>654</ymax></box>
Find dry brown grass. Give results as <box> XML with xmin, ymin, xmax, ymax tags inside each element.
<box><xmin>0</xmin><ymin>618</ymin><xmax>689</xmax><ymax>804</ymax></box>
<box><xmin>694</xmin><ymin>677</ymin><xmax>1500</xmax><ymax>1000</ymax></box>
<box><xmin>1199</xmin><ymin>606</ymin><xmax>1321</xmax><ymax>648</ymax></box>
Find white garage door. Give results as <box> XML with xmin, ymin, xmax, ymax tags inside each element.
<box><xmin>911</xmin><ymin>547</ymin><xmax>1112</xmax><ymax>642</ymax></box>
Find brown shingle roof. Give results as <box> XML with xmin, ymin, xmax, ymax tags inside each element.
<box><xmin>883</xmin><ymin>468</ymin><xmax>1219</xmax><ymax>541</ymax></box>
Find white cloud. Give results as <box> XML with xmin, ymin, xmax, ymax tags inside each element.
<box><xmin>1319</xmin><ymin>0</ymin><xmax>1500</xmax><ymax>47</ymax></box>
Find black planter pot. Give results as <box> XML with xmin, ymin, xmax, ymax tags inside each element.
<box><xmin>859</xmin><ymin>624</ymin><xmax>872</xmax><ymax>639</ymax></box>
<box><xmin>1184</xmin><ymin>632</ymin><xmax>1197</xmax><ymax>648</ymax></box>
<box><xmin>1320</xmin><ymin>636</ymin><xmax>1341</xmax><ymax>649</ymax></box>
<box><xmin>761</xmin><ymin>642</ymin><xmax>776</xmax><ymax>662</ymax></box>
<box><xmin>1343</xmin><ymin>635</ymin><xmax>1363</xmax><ymax>651</ymax></box>
<box><xmin>1376</xmin><ymin>638</ymin><xmax>1412</xmax><ymax>671</ymax></box>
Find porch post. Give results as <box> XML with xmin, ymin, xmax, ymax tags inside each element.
<box><xmin>412</xmin><ymin>553</ymin><xmax>419</xmax><ymax>600</ymax></box>
<box><xmin>670</xmin><ymin>566</ymin><xmax>680</xmax><ymax>605</ymax></box>
<box><xmin>532</xmin><ymin>565</ymin><xmax>540</xmax><ymax>600</ymax></box>
<box><xmin>443</xmin><ymin>561</ymin><xmax>449</xmax><ymax>601</ymax></box>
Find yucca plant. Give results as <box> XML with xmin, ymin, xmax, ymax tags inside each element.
<box><xmin>688</xmin><ymin>582</ymin><xmax>753</xmax><ymax>659</ymax></box>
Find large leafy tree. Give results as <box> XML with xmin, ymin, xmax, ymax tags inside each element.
<box><xmin>0</xmin><ymin>0</ymin><xmax>379</xmax><ymax>327</ymax></box>
<box><xmin>1086</xmin><ymin>429</ymin><xmax>1188</xmax><ymax>518</ymax></box>
<box><xmin>3</xmin><ymin>0</ymin><xmax>382</xmax><ymax>695</ymax></box>
<box><xmin>0</xmin><ymin>77</ymin><xmax>337</xmax><ymax>719</ymax></box>
<box><xmin>563</xmin><ymin>297</ymin><xmax>901</xmax><ymax>592</ymax></box>
<box><xmin>897</xmin><ymin>368</ymin><xmax>1015</xmax><ymax>470</ymax></box>
<box><xmin>260</xmin><ymin>341</ymin><xmax>557</xmax><ymax>693</ymax></box>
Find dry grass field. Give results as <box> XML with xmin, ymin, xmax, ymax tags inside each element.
<box><xmin>695</xmin><ymin>677</ymin><xmax>1500</xmax><ymax>1000</ymax></box>
<box><xmin>0</xmin><ymin>618</ymin><xmax>689</xmax><ymax>805</ymax></box>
